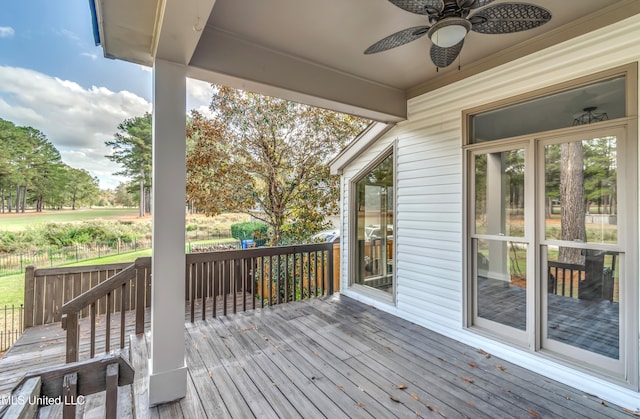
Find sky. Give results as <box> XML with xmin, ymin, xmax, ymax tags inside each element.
<box><xmin>0</xmin><ymin>0</ymin><xmax>213</xmax><ymax>189</ymax></box>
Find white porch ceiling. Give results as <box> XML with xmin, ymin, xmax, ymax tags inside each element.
<box><xmin>94</xmin><ymin>0</ymin><xmax>640</xmax><ymax>121</ymax></box>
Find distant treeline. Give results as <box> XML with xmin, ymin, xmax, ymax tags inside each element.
<box><xmin>0</xmin><ymin>118</ymin><xmax>100</xmax><ymax>212</ymax></box>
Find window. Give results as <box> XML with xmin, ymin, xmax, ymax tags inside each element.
<box><xmin>352</xmin><ymin>149</ymin><xmax>395</xmax><ymax>298</ymax></box>
<box><xmin>464</xmin><ymin>64</ymin><xmax>637</xmax><ymax>385</ymax></box>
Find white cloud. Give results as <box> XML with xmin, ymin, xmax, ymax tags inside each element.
<box><xmin>186</xmin><ymin>78</ymin><xmax>212</xmax><ymax>114</ymax></box>
<box><xmin>0</xmin><ymin>66</ymin><xmax>151</xmax><ymax>189</ymax></box>
<box><xmin>0</xmin><ymin>68</ymin><xmax>216</xmax><ymax>189</ymax></box>
<box><xmin>58</xmin><ymin>28</ymin><xmax>80</xmax><ymax>43</ymax></box>
<box><xmin>138</xmin><ymin>65</ymin><xmax>152</xmax><ymax>73</ymax></box>
<box><xmin>0</xmin><ymin>27</ymin><xmax>15</xmax><ymax>38</ymax></box>
<box><xmin>81</xmin><ymin>52</ymin><xmax>98</xmax><ymax>61</ymax></box>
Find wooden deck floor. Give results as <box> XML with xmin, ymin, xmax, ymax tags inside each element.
<box><xmin>478</xmin><ymin>277</ymin><xmax>619</xmax><ymax>358</ymax></box>
<box><xmin>1</xmin><ymin>294</ymin><xmax>637</xmax><ymax>418</ymax></box>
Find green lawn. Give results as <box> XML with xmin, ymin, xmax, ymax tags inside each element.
<box><xmin>0</xmin><ymin>238</ymin><xmax>238</xmax><ymax>307</ymax></box>
<box><xmin>0</xmin><ymin>273</ymin><xmax>23</xmax><ymax>308</ymax></box>
<box><xmin>0</xmin><ymin>208</ymin><xmax>141</xmax><ymax>231</ymax></box>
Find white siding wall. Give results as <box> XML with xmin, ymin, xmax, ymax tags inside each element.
<box><xmin>339</xmin><ymin>13</ymin><xmax>640</xmax><ymax>409</ymax></box>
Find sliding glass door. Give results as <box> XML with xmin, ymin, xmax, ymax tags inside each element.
<box><xmin>540</xmin><ymin>130</ymin><xmax>624</xmax><ymax>373</ymax></box>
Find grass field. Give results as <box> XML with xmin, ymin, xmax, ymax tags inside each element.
<box><xmin>0</xmin><ymin>210</ymin><xmax>247</xmax><ymax>307</ymax></box>
<box><xmin>0</xmin><ymin>208</ymin><xmax>141</xmax><ymax>231</ymax></box>
<box><xmin>0</xmin><ymin>237</ymin><xmax>240</xmax><ymax>307</ymax></box>
<box><xmin>0</xmin><ymin>273</ymin><xmax>23</xmax><ymax>308</ymax></box>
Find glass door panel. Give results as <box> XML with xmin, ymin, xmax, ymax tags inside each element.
<box><xmin>544</xmin><ymin>246</ymin><xmax>620</xmax><ymax>359</ymax></box>
<box><xmin>476</xmin><ymin>239</ymin><xmax>528</xmax><ymax>331</ymax></box>
<box><xmin>472</xmin><ymin>147</ymin><xmax>529</xmax><ymax>336</ymax></box>
<box><xmin>354</xmin><ymin>153</ymin><xmax>394</xmax><ymax>294</ymax></box>
<box><xmin>541</xmin><ymin>133</ymin><xmax>622</xmax><ymax>365</ymax></box>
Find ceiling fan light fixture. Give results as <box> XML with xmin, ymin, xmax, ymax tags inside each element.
<box><xmin>428</xmin><ymin>17</ymin><xmax>471</xmax><ymax>48</ymax></box>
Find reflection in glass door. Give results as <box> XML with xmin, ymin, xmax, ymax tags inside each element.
<box><xmin>354</xmin><ymin>153</ymin><xmax>394</xmax><ymax>294</ymax></box>
<box><xmin>541</xmin><ymin>134</ymin><xmax>622</xmax><ymax>366</ymax></box>
<box><xmin>472</xmin><ymin>147</ymin><xmax>530</xmax><ymax>338</ymax></box>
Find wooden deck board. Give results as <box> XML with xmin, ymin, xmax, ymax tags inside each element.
<box><xmin>1</xmin><ymin>294</ymin><xmax>637</xmax><ymax>418</ymax></box>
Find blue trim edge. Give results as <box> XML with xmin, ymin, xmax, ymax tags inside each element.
<box><xmin>88</xmin><ymin>0</ymin><xmax>101</xmax><ymax>46</ymax></box>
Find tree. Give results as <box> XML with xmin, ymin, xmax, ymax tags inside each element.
<box><xmin>105</xmin><ymin>113</ymin><xmax>152</xmax><ymax>216</ymax></box>
<box><xmin>187</xmin><ymin>87</ymin><xmax>368</xmax><ymax>244</ymax></box>
<box><xmin>558</xmin><ymin>141</ymin><xmax>586</xmax><ymax>264</ymax></box>
<box><xmin>65</xmin><ymin>167</ymin><xmax>100</xmax><ymax>209</ymax></box>
<box><xmin>113</xmin><ymin>182</ymin><xmax>136</xmax><ymax>207</ymax></box>
<box><xmin>0</xmin><ymin>120</ymin><xmax>65</xmax><ymax>212</ymax></box>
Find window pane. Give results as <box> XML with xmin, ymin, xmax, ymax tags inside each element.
<box><xmin>355</xmin><ymin>154</ymin><xmax>393</xmax><ymax>294</ymax></box>
<box><xmin>544</xmin><ymin>137</ymin><xmax>617</xmax><ymax>245</ymax></box>
<box><xmin>546</xmin><ymin>247</ymin><xmax>619</xmax><ymax>359</ymax></box>
<box><xmin>474</xmin><ymin>149</ymin><xmax>525</xmax><ymax>237</ymax></box>
<box><xmin>476</xmin><ymin>239</ymin><xmax>527</xmax><ymax>331</ymax></box>
<box><xmin>470</xmin><ymin>77</ymin><xmax>625</xmax><ymax>143</ymax></box>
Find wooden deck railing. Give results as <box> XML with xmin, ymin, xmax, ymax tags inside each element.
<box><xmin>24</xmin><ymin>262</ymin><xmax>151</xmax><ymax>328</ymax></box>
<box><xmin>548</xmin><ymin>256</ymin><xmax>616</xmax><ymax>302</ymax></box>
<box><xmin>24</xmin><ymin>243</ymin><xmax>336</xmax><ymax>364</ymax></box>
<box><xmin>61</xmin><ymin>257</ymin><xmax>151</xmax><ymax>363</ymax></box>
<box><xmin>186</xmin><ymin>242</ymin><xmax>336</xmax><ymax>322</ymax></box>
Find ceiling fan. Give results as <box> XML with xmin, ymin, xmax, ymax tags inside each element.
<box><xmin>364</xmin><ymin>0</ymin><xmax>552</xmax><ymax>68</ymax></box>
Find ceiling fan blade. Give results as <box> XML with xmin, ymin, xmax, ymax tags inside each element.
<box><xmin>457</xmin><ymin>0</ymin><xmax>494</xmax><ymax>9</ymax></box>
<box><xmin>388</xmin><ymin>0</ymin><xmax>444</xmax><ymax>15</ymax></box>
<box><xmin>430</xmin><ymin>40</ymin><xmax>464</xmax><ymax>68</ymax></box>
<box><xmin>364</xmin><ymin>26</ymin><xmax>430</xmax><ymax>54</ymax></box>
<box><xmin>470</xmin><ymin>3</ymin><xmax>551</xmax><ymax>34</ymax></box>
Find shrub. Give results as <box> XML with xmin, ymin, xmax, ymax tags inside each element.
<box><xmin>231</xmin><ymin>221</ymin><xmax>268</xmax><ymax>241</ymax></box>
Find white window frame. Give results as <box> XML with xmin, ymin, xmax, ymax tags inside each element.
<box><xmin>348</xmin><ymin>142</ymin><xmax>397</xmax><ymax>305</ymax></box>
<box><xmin>462</xmin><ymin>63</ymin><xmax>638</xmax><ymax>388</ymax></box>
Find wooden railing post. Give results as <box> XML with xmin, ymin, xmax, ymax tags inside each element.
<box><xmin>62</xmin><ymin>372</ymin><xmax>78</xmax><ymax>419</ymax></box>
<box><xmin>135</xmin><ymin>264</ymin><xmax>145</xmax><ymax>335</ymax></box>
<box><xmin>105</xmin><ymin>363</ymin><xmax>119</xmax><ymax>419</ymax></box>
<box><xmin>333</xmin><ymin>243</ymin><xmax>340</xmax><ymax>293</ymax></box>
<box><xmin>326</xmin><ymin>246</ymin><xmax>334</xmax><ymax>295</ymax></box>
<box><xmin>62</xmin><ymin>312</ymin><xmax>79</xmax><ymax>363</ymax></box>
<box><xmin>24</xmin><ymin>265</ymin><xmax>35</xmax><ymax>328</ymax></box>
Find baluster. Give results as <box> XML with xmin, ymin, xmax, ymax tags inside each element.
<box><xmin>202</xmin><ymin>261</ymin><xmax>208</xmax><ymax>321</ymax></box>
<box><xmin>120</xmin><ymin>283</ymin><xmax>127</xmax><ymax>349</ymax></box>
<box><xmin>190</xmin><ymin>263</ymin><xmax>195</xmax><ymax>323</ymax></box>
<box><xmin>90</xmin><ymin>303</ymin><xmax>96</xmax><ymax>358</ymax></box>
<box><xmin>212</xmin><ymin>260</ymin><xmax>218</xmax><ymax>317</ymax></box>
<box><xmin>105</xmin><ymin>292</ymin><xmax>112</xmax><ymax>353</ymax></box>
<box><xmin>284</xmin><ymin>253</ymin><xmax>289</xmax><ymax>303</ymax></box>
<box><xmin>275</xmin><ymin>255</ymin><xmax>281</xmax><ymax>305</ymax></box>
<box><xmin>293</xmin><ymin>252</ymin><xmax>298</xmax><ymax>302</ymax></box>
<box><xmin>260</xmin><ymin>256</ymin><xmax>265</xmax><ymax>308</ymax></box>
<box><xmin>242</xmin><ymin>258</ymin><xmax>247</xmax><ymax>312</ymax></box>
<box><xmin>306</xmin><ymin>251</ymin><xmax>311</xmax><ymax>299</ymax></box>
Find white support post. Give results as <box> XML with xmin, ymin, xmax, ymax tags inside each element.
<box><xmin>148</xmin><ymin>58</ymin><xmax>187</xmax><ymax>406</ymax></box>
<box><xmin>487</xmin><ymin>152</ymin><xmax>509</xmax><ymax>282</ymax></box>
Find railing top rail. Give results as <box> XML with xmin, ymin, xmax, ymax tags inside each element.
<box><xmin>33</xmin><ymin>262</ymin><xmax>134</xmax><ymax>277</ymax></box>
<box><xmin>547</xmin><ymin>261</ymin><xmax>586</xmax><ymax>271</ymax></box>
<box><xmin>60</xmin><ymin>258</ymin><xmax>149</xmax><ymax>315</ymax></box>
<box><xmin>186</xmin><ymin>242</ymin><xmax>334</xmax><ymax>264</ymax></box>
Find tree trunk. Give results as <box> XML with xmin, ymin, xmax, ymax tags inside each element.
<box><xmin>15</xmin><ymin>185</ymin><xmax>20</xmax><ymax>213</ymax></box>
<box><xmin>145</xmin><ymin>187</ymin><xmax>151</xmax><ymax>214</ymax></box>
<box><xmin>8</xmin><ymin>189</ymin><xmax>12</xmax><ymax>212</ymax></box>
<box><xmin>71</xmin><ymin>190</ymin><xmax>77</xmax><ymax>210</ymax></box>
<box><xmin>558</xmin><ymin>141</ymin><xmax>586</xmax><ymax>264</ymax></box>
<box><xmin>139</xmin><ymin>179</ymin><xmax>145</xmax><ymax>217</ymax></box>
<box><xmin>21</xmin><ymin>186</ymin><xmax>27</xmax><ymax>212</ymax></box>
